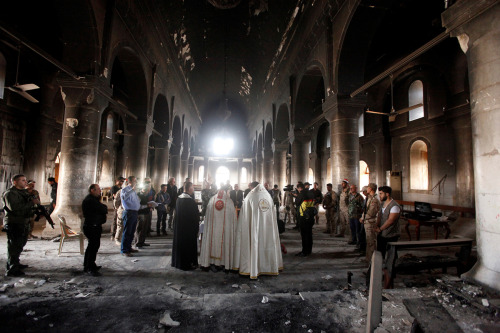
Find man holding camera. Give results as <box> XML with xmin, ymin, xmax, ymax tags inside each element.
<box><xmin>295</xmin><ymin>183</ymin><xmax>315</xmax><ymax>257</ymax></box>
<box><xmin>2</xmin><ymin>174</ymin><xmax>39</xmax><ymax>276</ymax></box>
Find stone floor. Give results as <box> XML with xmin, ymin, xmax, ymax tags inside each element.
<box><xmin>0</xmin><ymin>214</ymin><xmax>498</xmax><ymax>332</ymax></box>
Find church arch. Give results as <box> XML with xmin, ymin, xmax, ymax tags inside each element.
<box><xmin>295</xmin><ymin>65</ymin><xmax>325</xmax><ymax>129</ymax></box>
<box><xmin>109</xmin><ymin>46</ymin><xmax>149</xmax><ymax>121</ymax></box>
<box><xmin>410</xmin><ymin>139</ymin><xmax>429</xmax><ymax>191</ymax></box>
<box><xmin>359</xmin><ymin>160</ymin><xmax>370</xmax><ymax>189</ymax></box>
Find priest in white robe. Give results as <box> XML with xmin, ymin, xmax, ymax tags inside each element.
<box><xmin>233</xmin><ymin>182</ymin><xmax>283</xmax><ymax>279</ymax></box>
<box><xmin>199</xmin><ymin>189</ymin><xmax>237</xmax><ymax>270</ymax></box>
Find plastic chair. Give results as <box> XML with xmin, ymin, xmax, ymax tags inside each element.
<box><xmin>58</xmin><ymin>215</ymin><xmax>84</xmax><ymax>255</ymax></box>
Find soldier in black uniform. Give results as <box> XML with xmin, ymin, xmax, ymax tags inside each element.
<box><xmin>82</xmin><ymin>184</ymin><xmax>108</xmax><ymax>276</ymax></box>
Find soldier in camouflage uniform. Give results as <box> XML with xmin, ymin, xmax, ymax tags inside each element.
<box><xmin>359</xmin><ymin>183</ymin><xmax>380</xmax><ymax>262</ymax></box>
<box><xmin>335</xmin><ymin>179</ymin><xmax>350</xmax><ymax>237</ymax></box>
<box><xmin>322</xmin><ymin>183</ymin><xmax>338</xmax><ymax>234</ymax></box>
<box><xmin>2</xmin><ymin>175</ymin><xmax>38</xmax><ymax>276</ymax></box>
<box><xmin>347</xmin><ymin>184</ymin><xmax>364</xmax><ymax>245</ymax></box>
<box><xmin>283</xmin><ymin>186</ymin><xmax>296</xmax><ymax>225</ymax></box>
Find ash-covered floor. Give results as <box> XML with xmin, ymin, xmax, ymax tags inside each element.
<box><xmin>0</xmin><ymin>213</ymin><xmax>499</xmax><ymax>333</ymax></box>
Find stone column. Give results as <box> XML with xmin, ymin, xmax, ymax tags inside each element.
<box><xmin>443</xmin><ymin>0</ymin><xmax>500</xmax><ymax>291</ymax></box>
<box><xmin>152</xmin><ymin>137</ymin><xmax>170</xmax><ymax>190</ymax></box>
<box><xmin>324</xmin><ymin>96</ymin><xmax>363</xmax><ymax>188</ymax></box>
<box><xmin>291</xmin><ymin>131</ymin><xmax>310</xmax><ymax>184</ymax></box>
<box><xmin>451</xmin><ymin>114</ymin><xmax>474</xmax><ymax>208</ymax></box>
<box><xmin>263</xmin><ymin>147</ymin><xmax>274</xmax><ymax>185</ymax></box>
<box><xmin>256</xmin><ymin>150</ymin><xmax>263</xmax><ymax>182</ymax></box>
<box><xmin>46</xmin><ymin>86</ymin><xmax>104</xmax><ymax>233</ymax></box>
<box><xmin>251</xmin><ymin>158</ymin><xmax>256</xmax><ymax>182</ymax></box>
<box><xmin>187</xmin><ymin>156</ymin><xmax>195</xmax><ymax>181</ymax></box>
<box><xmin>169</xmin><ymin>154</ymin><xmax>181</xmax><ymax>183</ymax></box>
<box><xmin>203</xmin><ymin>156</ymin><xmax>210</xmax><ymax>183</ymax></box>
<box><xmin>180</xmin><ymin>148</ymin><xmax>189</xmax><ymax>182</ymax></box>
<box><xmin>273</xmin><ymin>144</ymin><xmax>288</xmax><ymax>189</ymax></box>
<box><xmin>126</xmin><ymin>122</ymin><xmax>152</xmax><ymax>180</ymax></box>
<box><xmin>237</xmin><ymin>158</ymin><xmax>242</xmax><ymax>185</ymax></box>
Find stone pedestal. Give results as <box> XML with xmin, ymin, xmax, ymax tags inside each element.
<box><xmin>291</xmin><ymin>132</ymin><xmax>310</xmax><ymax>184</ymax></box>
<box><xmin>443</xmin><ymin>0</ymin><xmax>500</xmax><ymax>291</ymax></box>
<box><xmin>45</xmin><ymin>86</ymin><xmax>104</xmax><ymax>234</ymax></box>
<box><xmin>324</xmin><ymin>96</ymin><xmax>363</xmax><ymax>187</ymax></box>
<box><xmin>273</xmin><ymin>144</ymin><xmax>288</xmax><ymax>189</ymax></box>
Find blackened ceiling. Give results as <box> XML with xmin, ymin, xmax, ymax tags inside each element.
<box><xmin>159</xmin><ymin>0</ymin><xmax>298</xmax><ymax>155</ymax></box>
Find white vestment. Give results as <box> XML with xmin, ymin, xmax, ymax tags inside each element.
<box><xmin>233</xmin><ymin>184</ymin><xmax>283</xmax><ymax>279</ymax></box>
<box><xmin>199</xmin><ymin>190</ymin><xmax>237</xmax><ymax>268</ymax></box>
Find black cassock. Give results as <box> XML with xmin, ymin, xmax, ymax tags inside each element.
<box><xmin>171</xmin><ymin>193</ymin><xmax>200</xmax><ymax>270</ymax></box>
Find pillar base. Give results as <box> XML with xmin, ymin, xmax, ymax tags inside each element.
<box><xmin>461</xmin><ymin>261</ymin><xmax>500</xmax><ymax>292</ymax></box>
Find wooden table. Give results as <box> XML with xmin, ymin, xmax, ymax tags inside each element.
<box><xmin>385</xmin><ymin>238</ymin><xmax>473</xmax><ymax>289</ymax></box>
<box><xmin>405</xmin><ymin>218</ymin><xmax>451</xmax><ymax>241</ymax></box>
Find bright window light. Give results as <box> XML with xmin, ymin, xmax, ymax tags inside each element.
<box><xmin>213</xmin><ymin>137</ymin><xmax>234</xmax><ymax>155</ymax></box>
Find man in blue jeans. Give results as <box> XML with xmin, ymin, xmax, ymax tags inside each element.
<box><xmin>120</xmin><ymin>176</ymin><xmax>140</xmax><ymax>257</ymax></box>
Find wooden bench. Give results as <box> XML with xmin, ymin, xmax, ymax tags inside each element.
<box><xmin>384</xmin><ymin>238</ymin><xmax>473</xmax><ymax>289</ymax></box>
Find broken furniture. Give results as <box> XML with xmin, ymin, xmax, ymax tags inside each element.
<box><xmin>384</xmin><ymin>238</ymin><xmax>473</xmax><ymax>289</ymax></box>
<box><xmin>58</xmin><ymin>215</ymin><xmax>84</xmax><ymax>255</ymax></box>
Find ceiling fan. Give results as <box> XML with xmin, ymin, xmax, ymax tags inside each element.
<box><xmin>6</xmin><ymin>47</ymin><xmax>39</xmax><ymax>103</ymax></box>
<box><xmin>365</xmin><ymin>74</ymin><xmax>423</xmax><ymax>122</ymax></box>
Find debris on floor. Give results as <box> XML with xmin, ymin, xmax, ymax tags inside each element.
<box><xmin>159</xmin><ymin>311</ymin><xmax>180</xmax><ymax>327</ymax></box>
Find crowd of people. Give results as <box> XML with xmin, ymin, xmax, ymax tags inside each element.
<box><xmin>1</xmin><ymin>173</ymin><xmax>400</xmax><ymax>279</ymax></box>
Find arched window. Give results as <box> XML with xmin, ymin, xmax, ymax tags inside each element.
<box><xmin>359</xmin><ymin>160</ymin><xmax>370</xmax><ymax>189</ymax></box>
<box><xmin>326</xmin><ymin>135</ymin><xmax>330</xmax><ymax>148</ymax></box>
<box><xmin>409</xmin><ymin>80</ymin><xmax>424</xmax><ymax>121</ymax></box>
<box><xmin>106</xmin><ymin>114</ymin><xmax>114</xmax><ymax>139</ymax></box>
<box><xmin>410</xmin><ymin>140</ymin><xmax>429</xmax><ymax>190</ymax></box>
<box><xmin>198</xmin><ymin>165</ymin><xmax>205</xmax><ymax>183</ymax></box>
<box><xmin>0</xmin><ymin>52</ymin><xmax>5</xmax><ymax>99</ymax></box>
<box><xmin>215</xmin><ymin>166</ymin><xmax>230</xmax><ymax>186</ymax></box>
<box><xmin>240</xmin><ymin>167</ymin><xmax>248</xmax><ymax>184</ymax></box>
<box><xmin>309</xmin><ymin>141</ymin><xmax>312</xmax><ymax>154</ymax></box>
<box><xmin>308</xmin><ymin>168</ymin><xmax>314</xmax><ymax>185</ymax></box>
<box><xmin>358</xmin><ymin>113</ymin><xmax>364</xmax><ymax>137</ymax></box>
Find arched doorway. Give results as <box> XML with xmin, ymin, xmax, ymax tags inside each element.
<box><xmin>359</xmin><ymin>160</ymin><xmax>370</xmax><ymax>189</ymax></box>
<box><xmin>100</xmin><ymin>150</ymin><xmax>113</xmax><ymax>187</ymax></box>
<box><xmin>215</xmin><ymin>166</ymin><xmax>230</xmax><ymax>187</ymax></box>
<box><xmin>410</xmin><ymin>140</ymin><xmax>429</xmax><ymax>190</ymax></box>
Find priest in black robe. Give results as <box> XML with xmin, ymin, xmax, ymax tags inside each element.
<box><xmin>171</xmin><ymin>181</ymin><xmax>200</xmax><ymax>270</ymax></box>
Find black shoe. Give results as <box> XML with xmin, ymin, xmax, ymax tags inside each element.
<box><xmin>94</xmin><ymin>265</ymin><xmax>102</xmax><ymax>271</ymax></box>
<box><xmin>5</xmin><ymin>270</ymin><xmax>25</xmax><ymax>277</ymax></box>
<box><xmin>142</xmin><ymin>243</ymin><xmax>150</xmax><ymax>246</ymax></box>
<box><xmin>18</xmin><ymin>264</ymin><xmax>29</xmax><ymax>269</ymax></box>
<box><xmin>157</xmin><ymin>232</ymin><xmax>161</xmax><ymax>236</ymax></box>
<box><xmin>87</xmin><ymin>270</ymin><xmax>102</xmax><ymax>277</ymax></box>
<box><xmin>347</xmin><ymin>241</ymin><xmax>356</xmax><ymax>245</ymax></box>
<box><xmin>295</xmin><ymin>252</ymin><xmax>304</xmax><ymax>257</ymax></box>
<box><xmin>162</xmin><ymin>231</ymin><xmax>168</xmax><ymax>236</ymax></box>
